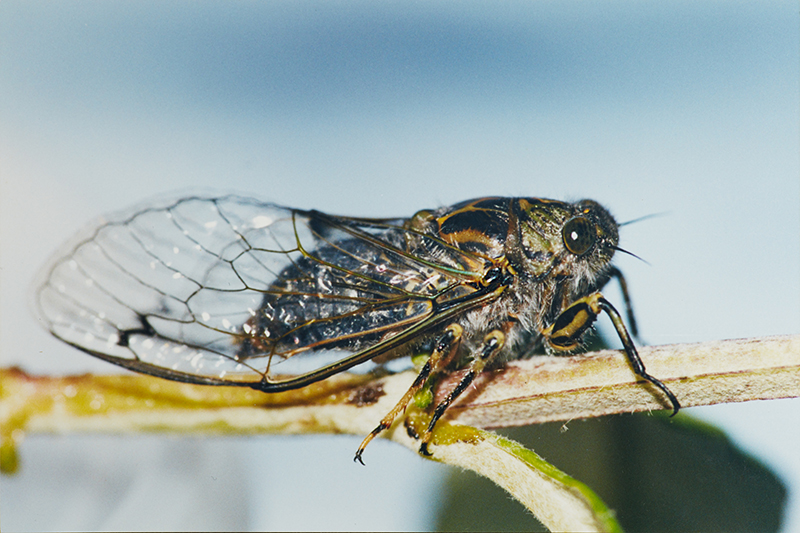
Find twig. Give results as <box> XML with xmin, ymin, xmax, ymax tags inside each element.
<box><xmin>2</xmin><ymin>334</ymin><xmax>798</xmax><ymax>531</ymax></box>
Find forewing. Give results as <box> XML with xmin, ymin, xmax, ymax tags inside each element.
<box><xmin>34</xmin><ymin>195</ymin><xmax>484</xmax><ymax>388</ymax></box>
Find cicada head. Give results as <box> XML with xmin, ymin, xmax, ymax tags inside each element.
<box><xmin>513</xmin><ymin>198</ymin><xmax>620</xmax><ymax>289</ymax></box>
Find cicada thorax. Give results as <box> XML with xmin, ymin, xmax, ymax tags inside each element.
<box><xmin>424</xmin><ymin>198</ymin><xmax>510</xmax><ymax>254</ymax></box>
<box><xmin>422</xmin><ymin>196</ymin><xmax>623</xmax><ymax>353</ymax></box>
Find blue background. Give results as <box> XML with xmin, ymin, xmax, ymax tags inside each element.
<box><xmin>2</xmin><ymin>1</ymin><xmax>798</xmax><ymax>530</ymax></box>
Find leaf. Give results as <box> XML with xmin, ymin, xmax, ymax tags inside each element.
<box><xmin>435</xmin><ymin>415</ymin><xmax>786</xmax><ymax>532</ymax></box>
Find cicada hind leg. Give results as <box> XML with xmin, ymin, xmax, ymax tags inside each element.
<box><xmin>417</xmin><ymin>329</ymin><xmax>505</xmax><ymax>456</ymax></box>
<box><xmin>354</xmin><ymin>324</ymin><xmax>508</xmax><ymax>464</ymax></box>
<box><xmin>354</xmin><ymin>324</ymin><xmax>464</xmax><ymax>465</ymax></box>
<box><xmin>542</xmin><ymin>291</ymin><xmax>680</xmax><ymax>415</ymax></box>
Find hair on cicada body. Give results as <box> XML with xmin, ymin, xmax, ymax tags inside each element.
<box><xmin>34</xmin><ymin>194</ymin><xmax>679</xmax><ymax>464</ymax></box>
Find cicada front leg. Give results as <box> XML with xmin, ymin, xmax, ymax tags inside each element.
<box><xmin>354</xmin><ymin>323</ymin><xmax>464</xmax><ymax>465</ymax></box>
<box><xmin>543</xmin><ymin>292</ymin><xmax>680</xmax><ymax>415</ymax></box>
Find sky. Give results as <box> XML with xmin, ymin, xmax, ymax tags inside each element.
<box><xmin>1</xmin><ymin>1</ymin><xmax>798</xmax><ymax>531</ymax></box>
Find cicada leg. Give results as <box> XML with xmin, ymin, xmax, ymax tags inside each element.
<box><xmin>606</xmin><ymin>266</ymin><xmax>639</xmax><ymax>338</ymax></box>
<box><xmin>543</xmin><ymin>292</ymin><xmax>680</xmax><ymax>415</ymax></box>
<box><xmin>418</xmin><ymin>329</ymin><xmax>505</xmax><ymax>456</ymax></box>
<box><xmin>354</xmin><ymin>323</ymin><xmax>464</xmax><ymax>465</ymax></box>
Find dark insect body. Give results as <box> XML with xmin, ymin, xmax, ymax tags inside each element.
<box><xmin>35</xmin><ymin>195</ymin><xmax>679</xmax><ymax>462</ymax></box>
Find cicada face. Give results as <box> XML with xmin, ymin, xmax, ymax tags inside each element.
<box><xmin>513</xmin><ymin>198</ymin><xmax>619</xmax><ymax>282</ymax></box>
<box><xmin>34</xmin><ymin>194</ymin><xmax>678</xmax><ymax>461</ymax></box>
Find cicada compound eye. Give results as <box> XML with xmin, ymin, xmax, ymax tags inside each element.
<box><xmin>562</xmin><ymin>216</ymin><xmax>596</xmax><ymax>255</ymax></box>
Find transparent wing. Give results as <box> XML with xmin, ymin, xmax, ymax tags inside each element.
<box><xmin>34</xmin><ymin>195</ymin><xmax>488</xmax><ymax>390</ymax></box>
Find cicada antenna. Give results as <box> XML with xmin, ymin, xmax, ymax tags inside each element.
<box><xmin>611</xmin><ymin>245</ymin><xmax>650</xmax><ymax>266</ymax></box>
<box><xmin>618</xmin><ymin>211</ymin><xmax>668</xmax><ymax>227</ymax></box>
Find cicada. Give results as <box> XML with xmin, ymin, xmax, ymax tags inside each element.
<box><xmin>35</xmin><ymin>195</ymin><xmax>679</xmax><ymax>463</ymax></box>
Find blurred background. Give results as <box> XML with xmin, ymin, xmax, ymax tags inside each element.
<box><xmin>1</xmin><ymin>1</ymin><xmax>798</xmax><ymax>531</ymax></box>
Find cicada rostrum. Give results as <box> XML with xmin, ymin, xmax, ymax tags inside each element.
<box><xmin>35</xmin><ymin>195</ymin><xmax>679</xmax><ymax>463</ymax></box>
